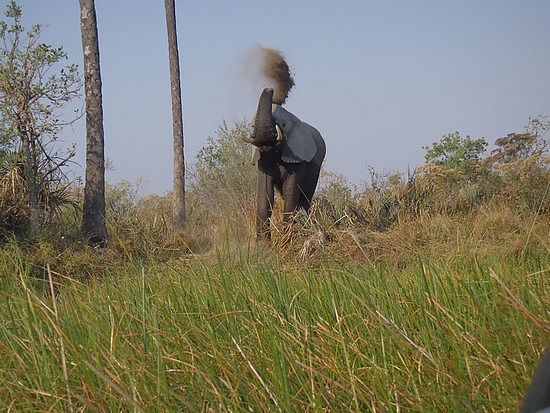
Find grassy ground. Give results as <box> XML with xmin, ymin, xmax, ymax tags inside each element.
<box><xmin>0</xmin><ymin>205</ymin><xmax>548</xmax><ymax>412</ymax></box>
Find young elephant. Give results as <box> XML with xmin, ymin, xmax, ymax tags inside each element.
<box><xmin>245</xmin><ymin>88</ymin><xmax>326</xmax><ymax>238</ymax></box>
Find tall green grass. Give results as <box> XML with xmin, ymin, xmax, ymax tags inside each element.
<box><xmin>0</xmin><ymin>241</ymin><xmax>547</xmax><ymax>411</ymax></box>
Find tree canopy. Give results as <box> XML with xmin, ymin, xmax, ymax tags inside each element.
<box><xmin>423</xmin><ymin>132</ymin><xmax>488</xmax><ymax>173</ymax></box>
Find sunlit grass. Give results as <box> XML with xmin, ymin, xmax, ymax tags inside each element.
<box><xmin>0</xmin><ymin>178</ymin><xmax>548</xmax><ymax>411</ymax></box>
<box><xmin>0</xmin><ymin>238</ymin><xmax>547</xmax><ymax>411</ymax></box>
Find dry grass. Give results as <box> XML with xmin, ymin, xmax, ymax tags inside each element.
<box><xmin>0</xmin><ymin>174</ymin><xmax>548</xmax><ymax>411</ymax></box>
<box><xmin>0</xmin><ymin>217</ymin><xmax>547</xmax><ymax>411</ymax></box>
<box><xmin>264</xmin><ymin>195</ymin><xmax>549</xmax><ymax>272</ymax></box>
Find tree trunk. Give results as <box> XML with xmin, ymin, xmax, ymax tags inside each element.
<box><xmin>79</xmin><ymin>0</ymin><xmax>107</xmax><ymax>245</ymax></box>
<box><xmin>164</xmin><ymin>0</ymin><xmax>186</xmax><ymax>229</ymax></box>
<box><xmin>20</xmin><ymin>130</ymin><xmax>41</xmax><ymax>233</ymax></box>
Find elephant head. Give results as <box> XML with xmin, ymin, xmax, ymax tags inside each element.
<box><xmin>271</xmin><ymin>105</ymin><xmax>324</xmax><ymax>165</ymax></box>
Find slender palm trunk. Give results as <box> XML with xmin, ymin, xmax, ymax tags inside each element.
<box><xmin>164</xmin><ymin>0</ymin><xmax>185</xmax><ymax>228</ymax></box>
<box><xmin>79</xmin><ymin>0</ymin><xmax>107</xmax><ymax>245</ymax></box>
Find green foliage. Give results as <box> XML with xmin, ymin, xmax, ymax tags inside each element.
<box><xmin>0</xmin><ymin>1</ymin><xmax>82</xmax><ymax>234</ymax></box>
<box><xmin>423</xmin><ymin>131</ymin><xmax>488</xmax><ymax>176</ymax></box>
<box><xmin>190</xmin><ymin>119</ymin><xmax>256</xmax><ymax>218</ymax></box>
<box><xmin>0</xmin><ymin>1</ymin><xmax>81</xmax><ymax>141</ymax></box>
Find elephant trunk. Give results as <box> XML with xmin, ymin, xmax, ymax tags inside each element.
<box><xmin>246</xmin><ymin>88</ymin><xmax>279</xmax><ymax>146</ymax></box>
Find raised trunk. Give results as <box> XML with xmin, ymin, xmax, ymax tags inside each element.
<box><xmin>250</xmin><ymin>88</ymin><xmax>278</xmax><ymax>146</ymax></box>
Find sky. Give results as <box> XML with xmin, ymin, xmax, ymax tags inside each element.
<box><xmin>12</xmin><ymin>0</ymin><xmax>550</xmax><ymax>194</ymax></box>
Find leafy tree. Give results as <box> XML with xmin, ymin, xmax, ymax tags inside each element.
<box><xmin>423</xmin><ymin>132</ymin><xmax>487</xmax><ymax>176</ymax></box>
<box><xmin>191</xmin><ymin>120</ymin><xmax>256</xmax><ymax>214</ymax></box>
<box><xmin>0</xmin><ymin>1</ymin><xmax>81</xmax><ymax>233</ymax></box>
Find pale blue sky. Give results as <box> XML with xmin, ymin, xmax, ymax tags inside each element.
<box><xmin>14</xmin><ymin>1</ymin><xmax>550</xmax><ymax>193</ymax></box>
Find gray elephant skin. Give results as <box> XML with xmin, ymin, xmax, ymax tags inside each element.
<box><xmin>522</xmin><ymin>347</ymin><xmax>550</xmax><ymax>413</ymax></box>
<box><xmin>245</xmin><ymin>88</ymin><xmax>326</xmax><ymax>238</ymax></box>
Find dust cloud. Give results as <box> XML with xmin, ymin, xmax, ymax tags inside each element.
<box><xmin>246</xmin><ymin>46</ymin><xmax>295</xmax><ymax>105</ymax></box>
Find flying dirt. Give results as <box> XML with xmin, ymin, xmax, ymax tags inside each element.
<box><xmin>250</xmin><ymin>46</ymin><xmax>295</xmax><ymax>105</ymax></box>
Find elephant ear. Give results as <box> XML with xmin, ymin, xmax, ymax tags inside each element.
<box><xmin>272</xmin><ymin>106</ymin><xmax>317</xmax><ymax>163</ymax></box>
<box><xmin>282</xmin><ymin>128</ymin><xmax>317</xmax><ymax>163</ymax></box>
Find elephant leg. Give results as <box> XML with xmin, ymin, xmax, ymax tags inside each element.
<box><xmin>298</xmin><ymin>163</ymin><xmax>322</xmax><ymax>212</ymax></box>
<box><xmin>282</xmin><ymin>164</ymin><xmax>305</xmax><ymax>223</ymax></box>
<box><xmin>257</xmin><ymin>170</ymin><xmax>274</xmax><ymax>238</ymax></box>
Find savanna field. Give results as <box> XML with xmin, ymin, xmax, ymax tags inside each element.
<box><xmin>0</xmin><ymin>2</ymin><xmax>549</xmax><ymax>411</ymax></box>
<box><xmin>1</xmin><ymin>119</ymin><xmax>549</xmax><ymax>411</ymax></box>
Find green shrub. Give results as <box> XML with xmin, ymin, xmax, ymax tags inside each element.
<box><xmin>423</xmin><ymin>131</ymin><xmax>488</xmax><ymax>178</ymax></box>
<box><xmin>190</xmin><ymin>120</ymin><xmax>256</xmax><ymax>217</ymax></box>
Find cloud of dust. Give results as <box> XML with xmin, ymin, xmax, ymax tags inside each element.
<box><xmin>246</xmin><ymin>45</ymin><xmax>295</xmax><ymax>105</ymax></box>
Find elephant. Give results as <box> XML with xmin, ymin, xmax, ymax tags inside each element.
<box><xmin>244</xmin><ymin>87</ymin><xmax>326</xmax><ymax>238</ymax></box>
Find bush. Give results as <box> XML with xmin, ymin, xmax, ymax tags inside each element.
<box><xmin>190</xmin><ymin>120</ymin><xmax>256</xmax><ymax>217</ymax></box>
<box><xmin>0</xmin><ymin>163</ymin><xmax>77</xmax><ymax>237</ymax></box>
<box><xmin>488</xmin><ymin>155</ymin><xmax>550</xmax><ymax>213</ymax></box>
<box><xmin>102</xmin><ymin>180</ymin><xmax>218</xmax><ymax>259</ymax></box>
<box><xmin>423</xmin><ymin>132</ymin><xmax>488</xmax><ymax>178</ymax></box>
